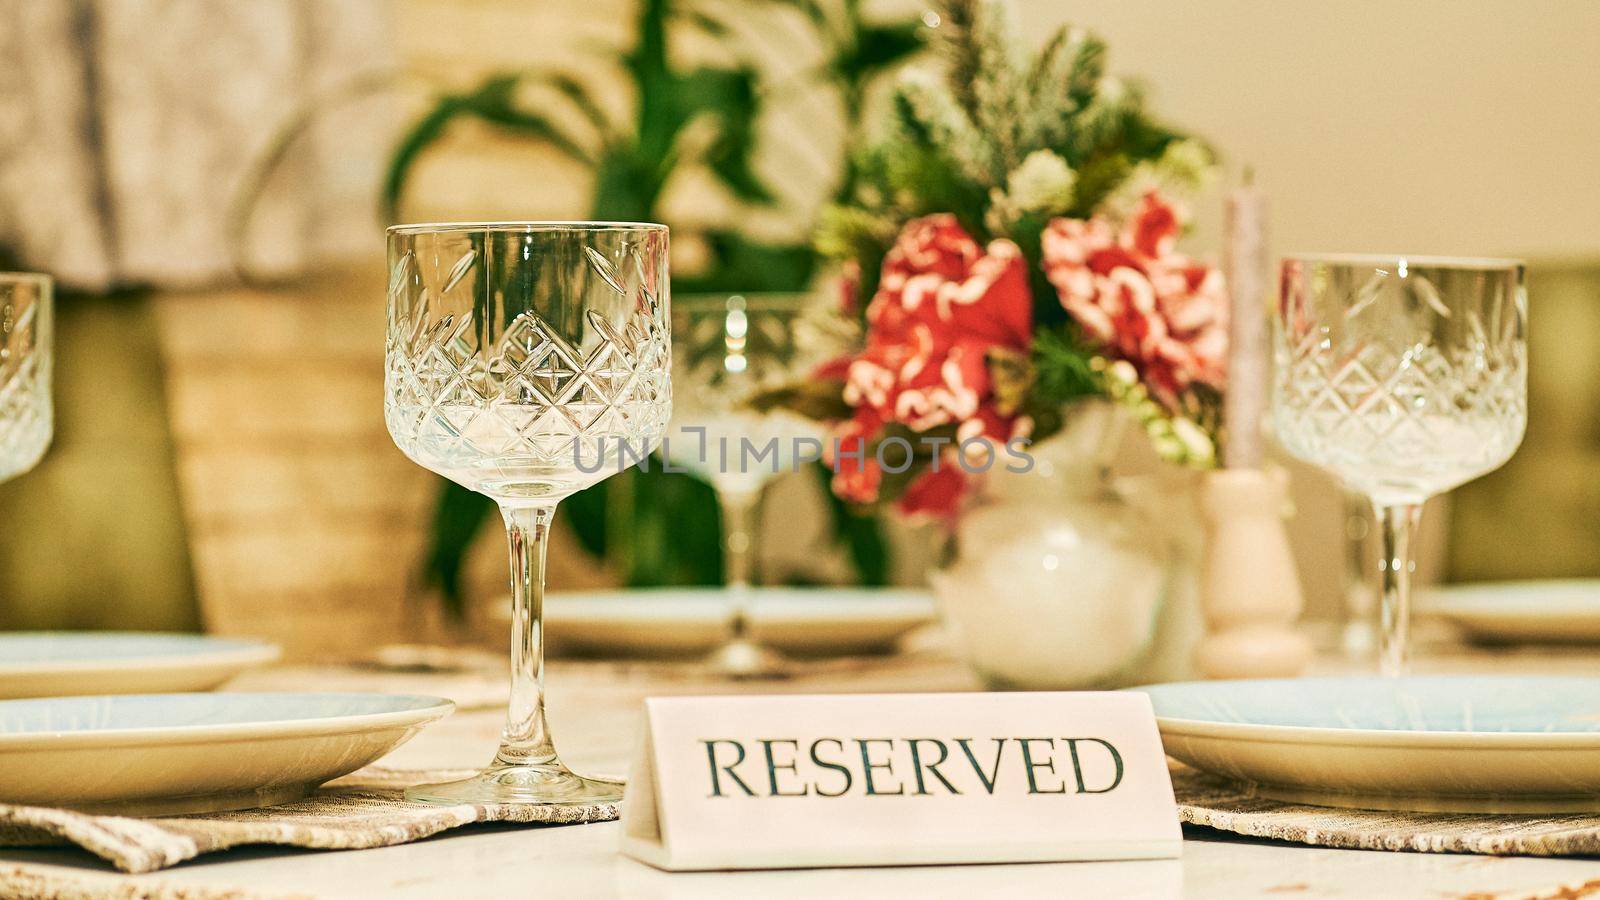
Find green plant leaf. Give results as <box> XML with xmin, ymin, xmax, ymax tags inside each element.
<box><xmin>748</xmin><ymin>378</ymin><xmax>853</xmax><ymax>422</ymax></box>
<box><xmin>810</xmin><ymin>462</ymin><xmax>891</xmax><ymax>586</ymax></box>
<box><xmin>676</xmin><ymin>67</ymin><xmax>777</xmax><ymax>204</ymax></box>
<box><xmin>761</xmin><ymin>0</ymin><xmax>831</xmax><ymax>30</ymax></box>
<box><xmin>677</xmin><ymin>230</ymin><xmax>817</xmax><ymax>293</ymax></box>
<box><xmin>535</xmin><ymin>73</ymin><xmax>615</xmax><ymax>140</ymax></box>
<box><xmin>407</xmin><ymin>0</ymin><xmax>907</xmax><ymax>608</ymax></box>
<box><xmin>562</xmin><ymin>481</ymin><xmax>610</xmax><ymax>559</ymax></box>
<box><xmin>382</xmin><ymin>96</ymin><xmax>468</xmax><ymax>223</ymax></box>
<box><xmin>465</xmin><ymin>75</ymin><xmax>593</xmax><ymax>159</ymax></box>
<box><xmin>419</xmin><ymin>480</ymin><xmax>496</xmax><ymax>619</ymax></box>
<box><xmin>833</xmin><ymin>21</ymin><xmax>925</xmax><ymax>84</ymax></box>
<box><xmin>673</xmin><ymin>6</ymin><xmax>735</xmax><ymax>37</ymax></box>
<box><xmin>382</xmin><ymin>75</ymin><xmax>590</xmax><ymax>221</ymax></box>
<box><xmin>591</xmin><ymin>144</ymin><xmax>666</xmax><ymax>220</ymax></box>
<box><xmin>625</xmin><ymin>468</ymin><xmax>725</xmax><ymax>585</ymax></box>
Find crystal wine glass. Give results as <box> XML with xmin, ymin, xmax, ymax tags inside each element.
<box><xmin>386</xmin><ymin>222</ymin><xmax>670</xmax><ymax>804</ymax></box>
<box><xmin>0</xmin><ymin>273</ymin><xmax>53</xmax><ymax>484</ymax></box>
<box><xmin>669</xmin><ymin>294</ymin><xmax>829</xmax><ymax>677</ymax></box>
<box><xmin>1273</xmin><ymin>254</ymin><xmax>1526</xmax><ymax>675</ymax></box>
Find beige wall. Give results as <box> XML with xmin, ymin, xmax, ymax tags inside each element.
<box><xmin>399</xmin><ymin>0</ymin><xmax>1600</xmax><ymax>262</ymax></box>
<box><xmin>1018</xmin><ymin>0</ymin><xmax>1600</xmax><ymax>262</ymax></box>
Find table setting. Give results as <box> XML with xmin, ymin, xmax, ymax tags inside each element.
<box><xmin>2</xmin><ymin>0</ymin><xmax>1599</xmax><ymax>897</ymax></box>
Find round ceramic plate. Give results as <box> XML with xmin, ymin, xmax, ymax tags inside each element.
<box><xmin>0</xmin><ymin>692</ymin><xmax>453</xmax><ymax>814</ymax></box>
<box><xmin>1419</xmin><ymin>580</ymin><xmax>1600</xmax><ymax>644</ymax></box>
<box><xmin>526</xmin><ymin>587</ymin><xmax>936</xmax><ymax>658</ymax></box>
<box><xmin>1138</xmin><ymin>676</ymin><xmax>1600</xmax><ymax>813</ymax></box>
<box><xmin>0</xmin><ymin>633</ymin><xmax>281</xmax><ymax>699</ymax></box>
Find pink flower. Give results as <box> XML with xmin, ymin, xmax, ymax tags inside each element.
<box><xmin>1042</xmin><ymin>191</ymin><xmax>1228</xmax><ymax>406</ymax></box>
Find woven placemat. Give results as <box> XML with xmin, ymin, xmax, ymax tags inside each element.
<box><xmin>11</xmin><ymin>763</ymin><xmax>1596</xmax><ymax>878</ymax></box>
<box><xmin>1175</xmin><ymin>767</ymin><xmax>1600</xmax><ymax>857</ymax></box>
<box><xmin>0</xmin><ymin>768</ymin><xmax>618</xmax><ymax>874</ymax></box>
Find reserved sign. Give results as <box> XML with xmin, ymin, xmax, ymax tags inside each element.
<box><xmin>619</xmin><ymin>692</ymin><xmax>1179</xmax><ymax>871</ymax></box>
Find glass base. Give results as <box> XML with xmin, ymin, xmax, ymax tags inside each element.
<box><xmin>704</xmin><ymin>637</ymin><xmax>790</xmax><ymax>680</ymax></box>
<box><xmin>405</xmin><ymin>763</ymin><xmax>624</xmax><ymax>806</ymax></box>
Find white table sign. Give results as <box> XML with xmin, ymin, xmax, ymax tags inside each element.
<box><xmin>620</xmin><ymin>692</ymin><xmax>1180</xmax><ymax>871</ymax></box>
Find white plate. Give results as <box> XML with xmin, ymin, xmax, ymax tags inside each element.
<box><xmin>529</xmin><ymin>587</ymin><xmax>937</xmax><ymax>658</ymax></box>
<box><xmin>1420</xmin><ymin>580</ymin><xmax>1600</xmax><ymax>644</ymax></box>
<box><xmin>0</xmin><ymin>632</ymin><xmax>281</xmax><ymax>699</ymax></box>
<box><xmin>1138</xmin><ymin>676</ymin><xmax>1600</xmax><ymax>813</ymax></box>
<box><xmin>0</xmin><ymin>692</ymin><xmax>453</xmax><ymax>814</ymax></box>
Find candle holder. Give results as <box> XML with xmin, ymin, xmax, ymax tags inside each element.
<box><xmin>1196</xmin><ymin>467</ymin><xmax>1312</xmax><ymax>678</ymax></box>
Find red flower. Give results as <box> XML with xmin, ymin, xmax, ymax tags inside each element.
<box><xmin>894</xmin><ymin>457</ymin><xmax>968</xmax><ymax>521</ymax></box>
<box><xmin>845</xmin><ymin>215</ymin><xmax>1030</xmax><ymax>432</ymax></box>
<box><xmin>827</xmin><ymin>214</ymin><xmax>1033</xmax><ymax>516</ymax></box>
<box><xmin>1042</xmin><ymin>191</ymin><xmax>1228</xmax><ymax>406</ymax></box>
<box><xmin>838</xmin><ymin>260</ymin><xmax>862</xmax><ymax>316</ymax></box>
<box><xmin>810</xmin><ymin>354</ymin><xmax>853</xmax><ymax>383</ymax></box>
<box><xmin>826</xmin><ymin>415</ymin><xmax>883</xmax><ymax>504</ymax></box>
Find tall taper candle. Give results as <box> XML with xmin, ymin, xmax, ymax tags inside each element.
<box><xmin>1222</xmin><ymin>174</ymin><xmax>1268</xmax><ymax>469</ymax></box>
<box><xmin>1198</xmin><ymin>176</ymin><xmax>1310</xmax><ymax>679</ymax></box>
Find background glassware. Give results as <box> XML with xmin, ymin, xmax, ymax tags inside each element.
<box><xmin>0</xmin><ymin>273</ymin><xmax>53</xmax><ymax>484</ymax></box>
<box><xmin>1339</xmin><ymin>491</ymin><xmax>1377</xmax><ymax>657</ymax></box>
<box><xmin>1273</xmin><ymin>254</ymin><xmax>1526</xmax><ymax>675</ymax></box>
<box><xmin>386</xmin><ymin>222</ymin><xmax>670</xmax><ymax>805</ymax></box>
<box><xmin>669</xmin><ymin>293</ymin><xmax>833</xmax><ymax>677</ymax></box>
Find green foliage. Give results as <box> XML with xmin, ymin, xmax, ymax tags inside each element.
<box><xmin>1030</xmin><ymin>328</ymin><xmax>1100</xmax><ymax>403</ymax></box>
<box><xmin>383</xmin><ymin>76</ymin><xmax>589</xmax><ymax>223</ymax></box>
<box><xmin>815</xmin><ymin>0</ymin><xmax>1211</xmax><ymax>327</ymax></box>
<box><xmin>810</xmin><ymin>462</ymin><xmax>889</xmax><ymax>586</ymax></box>
<box><xmin>749</xmin><ymin>378</ymin><xmax>854</xmax><ymax>422</ymax></box>
<box><xmin>761</xmin><ymin>0</ymin><xmax>928</xmax><ymax>200</ymax></box>
<box><xmin>675</xmin><ymin>231</ymin><xmax>817</xmax><ymax>294</ymax></box>
<box><xmin>419</xmin><ymin>483</ymin><xmax>495</xmax><ymax>620</ymax></box>
<box><xmin>986</xmin><ymin>328</ymin><xmax>1101</xmax><ymax>443</ymax></box>
<box><xmin>1097</xmin><ymin>358</ymin><xmax>1220</xmax><ymax>468</ymax></box>
<box><xmin>385</xmin><ymin>0</ymin><xmax>915</xmax><ymax>609</ymax></box>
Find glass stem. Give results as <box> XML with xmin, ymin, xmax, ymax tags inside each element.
<box><xmin>721</xmin><ymin>490</ymin><xmax>759</xmax><ymax>638</ymax></box>
<box><xmin>495</xmin><ymin>503</ymin><xmax>559</xmax><ymax>768</ymax></box>
<box><xmin>1374</xmin><ymin>501</ymin><xmax>1423</xmax><ymax>677</ymax></box>
<box><xmin>1341</xmin><ymin>492</ymin><xmax>1376</xmax><ymax>656</ymax></box>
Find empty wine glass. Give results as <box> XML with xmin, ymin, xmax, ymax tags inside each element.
<box><xmin>386</xmin><ymin>222</ymin><xmax>670</xmax><ymax>804</ymax></box>
<box><xmin>0</xmin><ymin>273</ymin><xmax>53</xmax><ymax>484</ymax></box>
<box><xmin>1273</xmin><ymin>254</ymin><xmax>1525</xmax><ymax>675</ymax></box>
<box><xmin>669</xmin><ymin>294</ymin><xmax>831</xmax><ymax>677</ymax></box>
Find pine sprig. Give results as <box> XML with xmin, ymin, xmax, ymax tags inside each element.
<box><xmin>967</xmin><ymin>0</ymin><xmax>1026</xmax><ymax>179</ymax></box>
<box><xmin>823</xmin><ymin>0</ymin><xmax>1201</xmax><ymax>259</ymax></box>
<box><xmin>934</xmin><ymin>0</ymin><xmax>983</xmax><ymax>119</ymax></box>
<box><xmin>985</xmin><ymin>329</ymin><xmax>1102</xmax><ymax>444</ymax></box>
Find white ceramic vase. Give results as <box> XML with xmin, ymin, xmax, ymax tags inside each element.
<box><xmin>933</xmin><ymin>402</ymin><xmax>1203</xmax><ymax>690</ymax></box>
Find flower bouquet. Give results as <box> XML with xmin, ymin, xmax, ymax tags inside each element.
<box><xmin>763</xmin><ymin>0</ymin><xmax>1229</xmax><ymax>523</ymax></box>
<box><xmin>764</xmin><ymin>0</ymin><xmax>1230</xmax><ymax>687</ymax></box>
